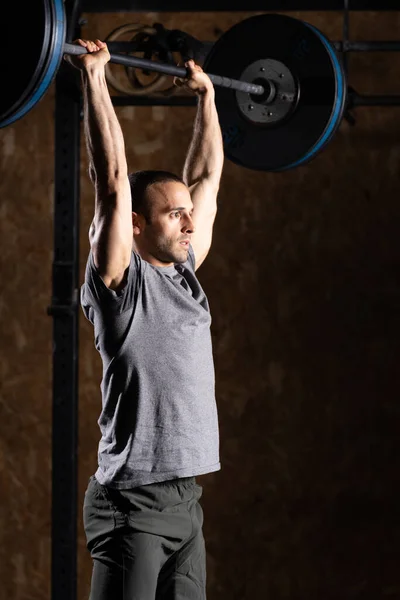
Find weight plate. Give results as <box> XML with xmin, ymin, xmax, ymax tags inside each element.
<box><xmin>0</xmin><ymin>0</ymin><xmax>66</xmax><ymax>128</ymax></box>
<box><xmin>203</xmin><ymin>14</ymin><xmax>347</xmax><ymax>172</ymax></box>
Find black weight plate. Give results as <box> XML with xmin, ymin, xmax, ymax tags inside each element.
<box><xmin>203</xmin><ymin>14</ymin><xmax>347</xmax><ymax>172</ymax></box>
<box><xmin>0</xmin><ymin>0</ymin><xmax>65</xmax><ymax>128</ymax></box>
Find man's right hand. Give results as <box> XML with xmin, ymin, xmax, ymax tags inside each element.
<box><xmin>64</xmin><ymin>38</ymin><xmax>110</xmax><ymax>71</ymax></box>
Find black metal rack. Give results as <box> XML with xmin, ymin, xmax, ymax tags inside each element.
<box><xmin>82</xmin><ymin>0</ymin><xmax>400</xmax><ymax>11</ymax></box>
<box><xmin>49</xmin><ymin>3</ymin><xmax>82</xmax><ymax>600</ymax></box>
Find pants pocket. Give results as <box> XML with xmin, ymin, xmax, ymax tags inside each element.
<box><xmin>83</xmin><ymin>477</ymin><xmax>117</xmax><ymax>553</ymax></box>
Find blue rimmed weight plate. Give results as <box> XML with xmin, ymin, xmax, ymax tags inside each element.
<box><xmin>204</xmin><ymin>13</ymin><xmax>347</xmax><ymax>172</ymax></box>
<box><xmin>0</xmin><ymin>0</ymin><xmax>66</xmax><ymax>128</ymax></box>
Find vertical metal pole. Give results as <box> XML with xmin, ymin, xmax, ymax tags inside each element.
<box><xmin>49</xmin><ymin>3</ymin><xmax>83</xmax><ymax>597</ymax></box>
<box><xmin>49</xmin><ymin>59</ymin><xmax>81</xmax><ymax>600</ymax></box>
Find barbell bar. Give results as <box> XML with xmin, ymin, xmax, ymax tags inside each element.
<box><xmin>0</xmin><ymin>0</ymin><xmax>347</xmax><ymax>171</ymax></box>
<box><xmin>63</xmin><ymin>43</ymin><xmax>265</xmax><ymax>96</ymax></box>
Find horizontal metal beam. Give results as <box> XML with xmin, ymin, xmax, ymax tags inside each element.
<box><xmin>112</xmin><ymin>95</ymin><xmax>197</xmax><ymax>106</ymax></box>
<box><xmin>333</xmin><ymin>41</ymin><xmax>400</xmax><ymax>51</ymax></box>
<box><xmin>350</xmin><ymin>95</ymin><xmax>400</xmax><ymax>107</ymax></box>
<box><xmin>82</xmin><ymin>1</ymin><xmax>400</xmax><ymax>12</ymax></box>
<box><xmin>111</xmin><ymin>93</ymin><xmax>400</xmax><ymax>108</ymax></box>
<box><xmin>106</xmin><ymin>40</ymin><xmax>400</xmax><ymax>54</ymax></box>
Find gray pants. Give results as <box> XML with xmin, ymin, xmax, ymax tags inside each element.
<box><xmin>83</xmin><ymin>475</ymin><xmax>206</xmax><ymax>600</ymax></box>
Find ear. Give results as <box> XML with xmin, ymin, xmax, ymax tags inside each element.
<box><xmin>132</xmin><ymin>212</ymin><xmax>146</xmax><ymax>235</ymax></box>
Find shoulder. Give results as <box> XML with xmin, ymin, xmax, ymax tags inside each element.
<box><xmin>81</xmin><ymin>249</ymin><xmax>144</xmax><ymax>317</ymax></box>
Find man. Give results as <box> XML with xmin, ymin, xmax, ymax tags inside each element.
<box><xmin>65</xmin><ymin>38</ymin><xmax>224</xmax><ymax>599</ymax></box>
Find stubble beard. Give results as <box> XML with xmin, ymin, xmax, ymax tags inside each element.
<box><xmin>153</xmin><ymin>235</ymin><xmax>188</xmax><ymax>265</ymax></box>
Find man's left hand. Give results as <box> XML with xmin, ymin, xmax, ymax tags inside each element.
<box><xmin>174</xmin><ymin>60</ymin><xmax>214</xmax><ymax>95</ymax></box>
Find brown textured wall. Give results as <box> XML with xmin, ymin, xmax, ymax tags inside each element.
<box><xmin>1</xmin><ymin>9</ymin><xmax>400</xmax><ymax>600</ymax></box>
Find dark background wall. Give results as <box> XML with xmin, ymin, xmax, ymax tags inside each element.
<box><xmin>1</xmin><ymin>9</ymin><xmax>400</xmax><ymax>600</ymax></box>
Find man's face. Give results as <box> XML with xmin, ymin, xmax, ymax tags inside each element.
<box><xmin>134</xmin><ymin>181</ymin><xmax>195</xmax><ymax>266</ymax></box>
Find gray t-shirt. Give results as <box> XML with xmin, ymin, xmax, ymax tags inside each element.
<box><xmin>80</xmin><ymin>246</ymin><xmax>220</xmax><ymax>489</ymax></box>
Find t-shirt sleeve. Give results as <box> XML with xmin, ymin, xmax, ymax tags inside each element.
<box><xmin>80</xmin><ymin>250</ymin><xmax>141</xmax><ymax>322</ymax></box>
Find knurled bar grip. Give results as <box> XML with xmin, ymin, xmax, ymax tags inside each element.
<box><xmin>63</xmin><ymin>42</ymin><xmax>265</xmax><ymax>96</ymax></box>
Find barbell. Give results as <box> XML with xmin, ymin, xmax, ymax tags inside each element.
<box><xmin>0</xmin><ymin>0</ymin><xmax>347</xmax><ymax>171</ymax></box>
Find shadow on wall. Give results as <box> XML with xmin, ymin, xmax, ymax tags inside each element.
<box><xmin>201</xmin><ymin>119</ymin><xmax>400</xmax><ymax>599</ymax></box>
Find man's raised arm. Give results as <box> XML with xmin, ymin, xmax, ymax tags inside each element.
<box><xmin>177</xmin><ymin>61</ymin><xmax>224</xmax><ymax>269</ymax></box>
<box><xmin>66</xmin><ymin>39</ymin><xmax>133</xmax><ymax>290</ymax></box>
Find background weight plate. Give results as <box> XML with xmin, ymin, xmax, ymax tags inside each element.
<box><xmin>203</xmin><ymin>13</ymin><xmax>347</xmax><ymax>172</ymax></box>
<box><xmin>0</xmin><ymin>0</ymin><xmax>66</xmax><ymax>128</ymax></box>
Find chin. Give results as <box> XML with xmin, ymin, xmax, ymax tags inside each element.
<box><xmin>155</xmin><ymin>242</ymin><xmax>188</xmax><ymax>265</ymax></box>
<box><xmin>155</xmin><ymin>250</ymin><xmax>185</xmax><ymax>265</ymax></box>
<box><xmin>177</xmin><ymin>246</ymin><xmax>190</xmax><ymax>262</ymax></box>
<box><xmin>174</xmin><ymin>256</ymin><xmax>187</xmax><ymax>264</ymax></box>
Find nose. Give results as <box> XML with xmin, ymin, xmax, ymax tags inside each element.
<box><xmin>183</xmin><ymin>214</ymin><xmax>195</xmax><ymax>234</ymax></box>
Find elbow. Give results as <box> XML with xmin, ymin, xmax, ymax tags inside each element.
<box><xmin>210</xmin><ymin>204</ymin><xmax>218</xmax><ymax>221</ymax></box>
<box><xmin>95</xmin><ymin>168</ymin><xmax>129</xmax><ymax>195</ymax></box>
<box><xmin>208</xmin><ymin>173</ymin><xmax>221</xmax><ymax>195</ymax></box>
<box><xmin>88</xmin><ymin>164</ymin><xmax>97</xmax><ymax>185</ymax></box>
<box><xmin>185</xmin><ymin>171</ymin><xmax>221</xmax><ymax>192</ymax></box>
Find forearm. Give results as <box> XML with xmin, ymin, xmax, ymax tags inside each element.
<box><xmin>82</xmin><ymin>66</ymin><xmax>128</xmax><ymax>191</ymax></box>
<box><xmin>183</xmin><ymin>90</ymin><xmax>224</xmax><ymax>188</ymax></box>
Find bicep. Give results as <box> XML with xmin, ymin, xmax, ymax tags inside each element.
<box><xmin>91</xmin><ymin>177</ymin><xmax>133</xmax><ymax>289</ymax></box>
<box><xmin>189</xmin><ymin>180</ymin><xmax>218</xmax><ymax>270</ymax></box>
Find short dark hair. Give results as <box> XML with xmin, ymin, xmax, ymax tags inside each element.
<box><xmin>128</xmin><ymin>170</ymin><xmax>185</xmax><ymax>222</ymax></box>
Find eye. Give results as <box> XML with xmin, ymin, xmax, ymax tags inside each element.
<box><xmin>172</xmin><ymin>211</ymin><xmax>181</xmax><ymax>218</ymax></box>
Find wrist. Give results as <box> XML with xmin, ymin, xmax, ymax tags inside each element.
<box><xmin>198</xmin><ymin>85</ymin><xmax>215</xmax><ymax>100</ymax></box>
<box><xmin>82</xmin><ymin>64</ymin><xmax>106</xmax><ymax>81</ymax></box>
